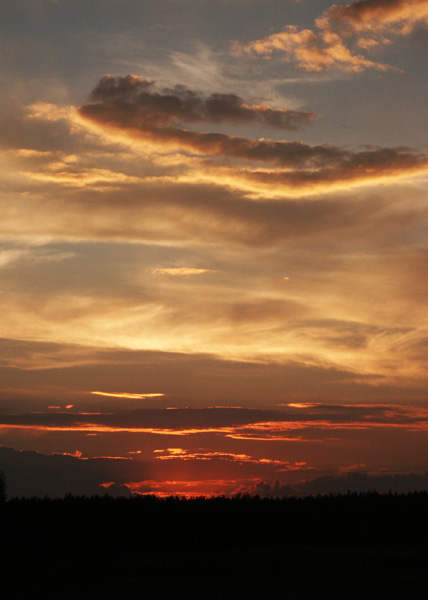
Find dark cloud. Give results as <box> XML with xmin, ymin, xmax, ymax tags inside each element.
<box><xmin>89</xmin><ymin>74</ymin><xmax>155</xmax><ymax>103</ymax></box>
<box><xmin>4</xmin><ymin>442</ymin><xmax>426</xmax><ymax>499</ymax></box>
<box><xmin>0</xmin><ymin>444</ymin><xmax>304</xmax><ymax>499</ymax></box>
<box><xmin>0</xmin><ymin>407</ymin><xmax>280</xmax><ymax>431</ymax></box>
<box><xmin>79</xmin><ymin>77</ymin><xmax>428</xmax><ymax>186</ymax></box>
<box><xmin>87</xmin><ymin>74</ymin><xmax>316</xmax><ymax>130</ymax></box>
<box><xmin>221</xmin><ymin>144</ymin><xmax>427</xmax><ymax>186</ymax></box>
<box><xmin>1</xmin><ymin>403</ymin><xmax>427</xmax><ymax>434</ymax></box>
<box><xmin>0</xmin><ymin>446</ymin><xmax>140</xmax><ymax>498</ymax></box>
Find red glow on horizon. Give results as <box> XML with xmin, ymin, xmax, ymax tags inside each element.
<box><xmin>127</xmin><ymin>478</ymin><xmax>244</xmax><ymax>497</ymax></box>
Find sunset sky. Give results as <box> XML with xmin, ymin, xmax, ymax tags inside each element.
<box><xmin>1</xmin><ymin>0</ymin><xmax>428</xmax><ymax>498</ymax></box>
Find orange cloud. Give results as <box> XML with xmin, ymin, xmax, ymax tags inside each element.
<box><xmin>241</xmin><ymin>0</ymin><xmax>428</xmax><ymax>73</ymax></box>
<box><xmin>241</xmin><ymin>24</ymin><xmax>389</xmax><ymax>73</ymax></box>
<box><xmin>287</xmin><ymin>403</ymin><xmax>318</xmax><ymax>408</ymax></box>
<box><xmin>152</xmin><ymin>447</ymin><xmax>306</xmax><ymax>469</ymax></box>
<box><xmin>326</xmin><ymin>0</ymin><xmax>428</xmax><ymax>37</ymax></box>
<box><xmin>0</xmin><ymin>423</ymin><xmax>235</xmax><ymax>436</ymax></box>
<box><xmin>91</xmin><ymin>391</ymin><xmax>164</xmax><ymax>400</ymax></box>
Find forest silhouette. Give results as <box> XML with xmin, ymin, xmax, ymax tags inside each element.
<box><xmin>1</xmin><ymin>486</ymin><xmax>428</xmax><ymax>599</ymax></box>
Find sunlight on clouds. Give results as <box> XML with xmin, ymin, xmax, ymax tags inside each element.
<box><xmin>152</xmin><ymin>267</ymin><xmax>214</xmax><ymax>276</ymax></box>
<box><xmin>91</xmin><ymin>391</ymin><xmax>164</xmax><ymax>399</ymax></box>
<box><xmin>25</xmin><ymin>102</ymin><xmax>77</xmax><ymax>123</ymax></box>
<box><xmin>25</xmin><ymin>167</ymin><xmax>143</xmax><ymax>187</ymax></box>
<box><xmin>152</xmin><ymin>447</ymin><xmax>308</xmax><ymax>469</ymax></box>
<box><xmin>0</xmin><ymin>249</ymin><xmax>28</xmax><ymax>267</ymax></box>
<box><xmin>0</xmin><ymin>287</ymin><xmax>426</xmax><ymax>381</ymax></box>
<box><xmin>173</xmin><ymin>162</ymin><xmax>428</xmax><ymax>199</ymax></box>
<box><xmin>15</xmin><ymin>149</ymin><xmax>54</xmax><ymax>158</ymax></box>
<box><xmin>0</xmin><ymin>226</ymin><xmax>428</xmax><ymax>382</ymax></box>
<box><xmin>16</xmin><ymin>94</ymin><xmax>428</xmax><ymax>203</ymax></box>
<box><xmin>241</xmin><ymin>24</ymin><xmax>392</xmax><ymax>73</ymax></box>
<box><xmin>240</xmin><ymin>0</ymin><xmax>428</xmax><ymax>74</ymax></box>
<box><xmin>0</xmin><ymin>9</ymin><xmax>427</xmax><ymax>394</ymax></box>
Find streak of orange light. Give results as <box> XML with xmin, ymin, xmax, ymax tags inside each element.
<box><xmin>91</xmin><ymin>391</ymin><xmax>164</xmax><ymax>399</ymax></box>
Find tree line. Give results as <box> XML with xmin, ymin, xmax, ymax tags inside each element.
<box><xmin>1</xmin><ymin>486</ymin><xmax>428</xmax><ymax>556</ymax></box>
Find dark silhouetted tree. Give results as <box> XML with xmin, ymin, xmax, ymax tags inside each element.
<box><xmin>0</xmin><ymin>471</ymin><xmax>6</xmax><ymax>503</ymax></box>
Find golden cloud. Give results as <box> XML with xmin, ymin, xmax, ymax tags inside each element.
<box><xmin>240</xmin><ymin>0</ymin><xmax>428</xmax><ymax>73</ymax></box>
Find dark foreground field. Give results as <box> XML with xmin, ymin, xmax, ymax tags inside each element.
<box><xmin>1</xmin><ymin>493</ymin><xmax>428</xmax><ymax>599</ymax></box>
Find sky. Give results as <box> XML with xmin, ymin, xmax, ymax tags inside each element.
<box><xmin>1</xmin><ymin>0</ymin><xmax>428</xmax><ymax>498</ymax></box>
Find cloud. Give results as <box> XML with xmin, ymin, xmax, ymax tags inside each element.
<box><xmin>152</xmin><ymin>267</ymin><xmax>213</xmax><ymax>276</ymax></box>
<box><xmin>2</xmin><ymin>90</ymin><xmax>428</xmax><ymax>381</ymax></box>
<box><xmin>2</xmin><ymin>233</ymin><xmax>428</xmax><ymax>379</ymax></box>
<box><xmin>87</xmin><ymin>74</ymin><xmax>317</xmax><ymax>130</ymax></box>
<box><xmin>0</xmin><ymin>249</ymin><xmax>28</xmax><ymax>268</ymax></box>
<box><xmin>0</xmin><ymin>407</ymin><xmax>280</xmax><ymax>434</ymax></box>
<box><xmin>2</xmin><ymin>403</ymin><xmax>428</xmax><ymax>497</ymax></box>
<box><xmin>0</xmin><ymin>446</ymin><xmax>138</xmax><ymax>498</ymax></box>
<box><xmin>325</xmin><ymin>0</ymin><xmax>428</xmax><ymax>37</ymax></box>
<box><xmin>240</xmin><ymin>24</ymin><xmax>389</xmax><ymax>73</ymax></box>
<box><xmin>1</xmin><ymin>186</ymin><xmax>428</xmax><ymax>380</ymax></box>
<box><xmin>247</xmin><ymin>470</ymin><xmax>428</xmax><ymax>497</ymax></box>
<box><xmin>152</xmin><ymin>447</ymin><xmax>306</xmax><ymax>470</ymax></box>
<box><xmin>240</xmin><ymin>0</ymin><xmax>428</xmax><ymax>73</ymax></box>
<box><xmin>0</xmin><ymin>442</ymin><xmax>309</xmax><ymax>499</ymax></box>
<box><xmin>7</xmin><ymin>338</ymin><xmax>428</xmax><ymax>420</ymax></box>
<box><xmin>0</xmin><ymin>165</ymin><xmax>425</xmax><ymax>245</ymax></box>
<box><xmin>0</xmin><ymin>245</ymin><xmax>74</xmax><ymax>269</ymax></box>
<box><xmin>91</xmin><ymin>391</ymin><xmax>164</xmax><ymax>400</ymax></box>
<box><xmin>78</xmin><ymin>78</ymin><xmax>428</xmax><ymax>195</ymax></box>
<box><xmin>3</xmin><ymin>439</ymin><xmax>427</xmax><ymax>499</ymax></box>
<box><xmin>1</xmin><ymin>404</ymin><xmax>428</xmax><ymax>437</ymax></box>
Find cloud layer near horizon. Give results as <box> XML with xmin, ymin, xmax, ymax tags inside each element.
<box><xmin>2</xmin><ymin>402</ymin><xmax>428</xmax><ymax>498</ymax></box>
<box><xmin>2</xmin><ymin>396</ymin><xmax>428</xmax><ymax>496</ymax></box>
